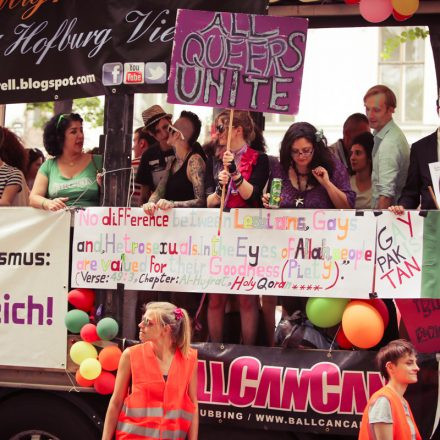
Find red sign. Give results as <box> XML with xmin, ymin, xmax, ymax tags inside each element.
<box><xmin>396</xmin><ymin>299</ymin><xmax>440</xmax><ymax>353</ymax></box>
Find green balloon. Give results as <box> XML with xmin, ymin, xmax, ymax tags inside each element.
<box><xmin>64</xmin><ymin>309</ymin><xmax>89</xmax><ymax>333</ymax></box>
<box><xmin>306</xmin><ymin>298</ymin><xmax>349</xmax><ymax>328</ymax></box>
<box><xmin>97</xmin><ymin>317</ymin><xmax>119</xmax><ymax>340</ymax></box>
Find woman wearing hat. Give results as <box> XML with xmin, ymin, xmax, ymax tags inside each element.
<box><xmin>135</xmin><ymin>105</ymin><xmax>174</xmax><ymax>205</ymax></box>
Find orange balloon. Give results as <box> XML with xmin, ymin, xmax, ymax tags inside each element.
<box><xmin>391</xmin><ymin>0</ymin><xmax>419</xmax><ymax>16</ymax></box>
<box><xmin>98</xmin><ymin>345</ymin><xmax>122</xmax><ymax>371</ymax></box>
<box><xmin>75</xmin><ymin>369</ymin><xmax>95</xmax><ymax>387</ymax></box>
<box><xmin>342</xmin><ymin>301</ymin><xmax>384</xmax><ymax>349</ymax></box>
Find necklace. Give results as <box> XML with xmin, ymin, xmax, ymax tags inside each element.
<box><xmin>292</xmin><ymin>163</ymin><xmax>310</xmax><ymax>207</ymax></box>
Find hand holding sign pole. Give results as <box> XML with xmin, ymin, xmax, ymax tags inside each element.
<box><xmin>218</xmin><ymin>109</ymin><xmax>234</xmax><ymax>235</ymax></box>
<box><xmin>167</xmin><ymin>9</ymin><xmax>308</xmax><ymax>234</ymax></box>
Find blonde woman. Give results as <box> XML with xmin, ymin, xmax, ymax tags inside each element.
<box><xmin>102</xmin><ymin>302</ymin><xmax>198</xmax><ymax>440</ymax></box>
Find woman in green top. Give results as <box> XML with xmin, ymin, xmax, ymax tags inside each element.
<box><xmin>30</xmin><ymin>113</ymin><xmax>102</xmax><ymax>210</ymax></box>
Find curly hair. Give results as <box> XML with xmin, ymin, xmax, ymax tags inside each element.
<box><xmin>279</xmin><ymin>122</ymin><xmax>335</xmax><ymax>186</ymax></box>
<box><xmin>0</xmin><ymin>127</ymin><xmax>28</xmax><ymax>174</ymax></box>
<box><xmin>43</xmin><ymin>112</ymin><xmax>83</xmax><ymax>157</ymax></box>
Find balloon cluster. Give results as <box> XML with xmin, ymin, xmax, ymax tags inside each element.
<box><xmin>344</xmin><ymin>0</ymin><xmax>419</xmax><ymax>22</ymax></box>
<box><xmin>306</xmin><ymin>297</ymin><xmax>389</xmax><ymax>349</ymax></box>
<box><xmin>64</xmin><ymin>289</ymin><xmax>121</xmax><ymax>395</ymax></box>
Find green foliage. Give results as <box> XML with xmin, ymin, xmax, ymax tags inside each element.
<box><xmin>73</xmin><ymin>97</ymin><xmax>104</xmax><ymax>127</ymax></box>
<box><xmin>26</xmin><ymin>97</ymin><xmax>104</xmax><ymax>129</ymax></box>
<box><xmin>381</xmin><ymin>27</ymin><xmax>429</xmax><ymax>60</ymax></box>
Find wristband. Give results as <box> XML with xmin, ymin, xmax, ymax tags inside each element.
<box><xmin>234</xmin><ymin>175</ymin><xmax>244</xmax><ymax>188</ymax></box>
<box><xmin>215</xmin><ymin>184</ymin><xmax>223</xmax><ymax>197</ymax></box>
<box><xmin>227</xmin><ymin>159</ymin><xmax>237</xmax><ymax>174</ymax></box>
<box><xmin>41</xmin><ymin>199</ymin><xmax>47</xmax><ymax>210</ymax></box>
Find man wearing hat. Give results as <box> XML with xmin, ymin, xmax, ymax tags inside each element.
<box><xmin>135</xmin><ymin>105</ymin><xmax>174</xmax><ymax>204</ymax></box>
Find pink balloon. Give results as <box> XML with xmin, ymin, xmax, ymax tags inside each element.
<box><xmin>359</xmin><ymin>0</ymin><xmax>393</xmax><ymax>23</ymax></box>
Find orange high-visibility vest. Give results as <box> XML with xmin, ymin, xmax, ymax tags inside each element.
<box><xmin>358</xmin><ymin>386</ymin><xmax>421</xmax><ymax>440</ymax></box>
<box><xmin>116</xmin><ymin>342</ymin><xmax>197</xmax><ymax>439</ymax></box>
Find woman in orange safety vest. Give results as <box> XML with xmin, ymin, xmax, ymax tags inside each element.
<box><xmin>358</xmin><ymin>339</ymin><xmax>421</xmax><ymax>440</ymax></box>
<box><xmin>102</xmin><ymin>302</ymin><xmax>198</xmax><ymax>440</ymax></box>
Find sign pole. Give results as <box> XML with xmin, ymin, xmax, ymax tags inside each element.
<box><xmin>218</xmin><ymin>108</ymin><xmax>235</xmax><ymax>235</ymax></box>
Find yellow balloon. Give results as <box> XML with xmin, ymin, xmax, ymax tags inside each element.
<box><xmin>391</xmin><ymin>0</ymin><xmax>419</xmax><ymax>16</ymax></box>
<box><xmin>80</xmin><ymin>358</ymin><xmax>102</xmax><ymax>380</ymax></box>
<box><xmin>70</xmin><ymin>341</ymin><xmax>98</xmax><ymax>365</ymax></box>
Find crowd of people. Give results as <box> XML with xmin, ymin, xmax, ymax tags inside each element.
<box><xmin>1</xmin><ymin>84</ymin><xmax>439</xmax><ymax>348</ymax></box>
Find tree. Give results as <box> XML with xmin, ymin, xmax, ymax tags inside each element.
<box><xmin>26</xmin><ymin>97</ymin><xmax>104</xmax><ymax>128</ymax></box>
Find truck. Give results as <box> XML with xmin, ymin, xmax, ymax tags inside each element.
<box><xmin>1</xmin><ymin>1</ymin><xmax>440</xmax><ymax>439</ymax></box>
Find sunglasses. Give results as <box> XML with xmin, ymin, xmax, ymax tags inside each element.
<box><xmin>215</xmin><ymin>124</ymin><xmax>226</xmax><ymax>134</ymax></box>
<box><xmin>56</xmin><ymin>113</ymin><xmax>70</xmax><ymax>130</ymax></box>
<box><xmin>167</xmin><ymin>125</ymin><xmax>184</xmax><ymax>140</ymax></box>
<box><xmin>141</xmin><ymin>317</ymin><xmax>156</xmax><ymax>327</ymax></box>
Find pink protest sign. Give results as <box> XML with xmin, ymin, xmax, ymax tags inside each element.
<box><xmin>167</xmin><ymin>9</ymin><xmax>308</xmax><ymax>114</ymax></box>
<box><xmin>396</xmin><ymin>299</ymin><xmax>440</xmax><ymax>353</ymax></box>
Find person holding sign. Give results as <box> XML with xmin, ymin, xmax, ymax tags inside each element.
<box><xmin>358</xmin><ymin>339</ymin><xmax>421</xmax><ymax>440</ymax></box>
<box><xmin>102</xmin><ymin>302</ymin><xmax>198</xmax><ymax>440</ymax></box>
<box><xmin>262</xmin><ymin>122</ymin><xmax>355</xmax><ymax>209</ymax></box>
<box><xmin>206</xmin><ymin>110</ymin><xmax>269</xmax><ymax>346</ymax></box>
<box><xmin>30</xmin><ymin>113</ymin><xmax>102</xmax><ymax>210</ymax></box>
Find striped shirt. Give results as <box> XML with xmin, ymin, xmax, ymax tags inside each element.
<box><xmin>0</xmin><ymin>162</ymin><xmax>22</xmax><ymax>199</ymax></box>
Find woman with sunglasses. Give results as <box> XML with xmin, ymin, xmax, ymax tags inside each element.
<box><xmin>262</xmin><ymin>122</ymin><xmax>355</xmax><ymax>210</ymax></box>
<box><xmin>30</xmin><ymin>112</ymin><xmax>102</xmax><ymax>211</ymax></box>
<box><xmin>102</xmin><ymin>302</ymin><xmax>198</xmax><ymax>440</ymax></box>
<box><xmin>143</xmin><ymin>110</ymin><xmax>206</xmax><ymax>214</ymax></box>
<box><xmin>206</xmin><ymin>110</ymin><xmax>269</xmax><ymax>346</ymax></box>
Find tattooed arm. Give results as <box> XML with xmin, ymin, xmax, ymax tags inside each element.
<box><xmin>143</xmin><ymin>162</ymin><xmax>172</xmax><ymax>215</ymax></box>
<box><xmin>173</xmin><ymin>154</ymin><xmax>206</xmax><ymax>208</ymax></box>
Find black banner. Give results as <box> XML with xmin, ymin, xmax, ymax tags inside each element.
<box><xmin>0</xmin><ymin>0</ymin><xmax>267</xmax><ymax>104</ymax></box>
<box><xmin>195</xmin><ymin>344</ymin><xmax>440</xmax><ymax>439</ymax></box>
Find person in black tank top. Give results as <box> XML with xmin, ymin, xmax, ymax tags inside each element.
<box><xmin>143</xmin><ymin>110</ymin><xmax>206</xmax><ymax>214</ymax></box>
<box><xmin>142</xmin><ymin>111</ymin><xmax>206</xmax><ymax>325</ymax></box>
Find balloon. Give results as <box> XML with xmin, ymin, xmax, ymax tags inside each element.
<box><xmin>70</xmin><ymin>341</ymin><xmax>98</xmax><ymax>365</ymax></box>
<box><xmin>97</xmin><ymin>317</ymin><xmax>119</xmax><ymax>341</ymax></box>
<box><xmin>335</xmin><ymin>327</ymin><xmax>354</xmax><ymax>349</ymax></box>
<box><xmin>359</xmin><ymin>0</ymin><xmax>393</xmax><ymax>23</ymax></box>
<box><xmin>342</xmin><ymin>301</ymin><xmax>384</xmax><ymax>349</ymax></box>
<box><xmin>80</xmin><ymin>323</ymin><xmax>100</xmax><ymax>343</ymax></box>
<box><xmin>392</xmin><ymin>9</ymin><xmax>412</xmax><ymax>20</ymax></box>
<box><xmin>68</xmin><ymin>288</ymin><xmax>95</xmax><ymax>312</ymax></box>
<box><xmin>391</xmin><ymin>0</ymin><xmax>418</xmax><ymax>16</ymax></box>
<box><xmin>306</xmin><ymin>298</ymin><xmax>349</xmax><ymax>328</ymax></box>
<box><xmin>359</xmin><ymin>299</ymin><xmax>389</xmax><ymax>327</ymax></box>
<box><xmin>80</xmin><ymin>358</ymin><xmax>102</xmax><ymax>380</ymax></box>
<box><xmin>94</xmin><ymin>371</ymin><xmax>116</xmax><ymax>395</ymax></box>
<box><xmin>75</xmin><ymin>369</ymin><xmax>95</xmax><ymax>387</ymax></box>
<box><xmin>99</xmin><ymin>345</ymin><xmax>122</xmax><ymax>371</ymax></box>
<box><xmin>64</xmin><ymin>309</ymin><xmax>90</xmax><ymax>333</ymax></box>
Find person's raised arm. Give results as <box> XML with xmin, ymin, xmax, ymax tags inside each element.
<box><xmin>101</xmin><ymin>348</ymin><xmax>131</xmax><ymax>440</ymax></box>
